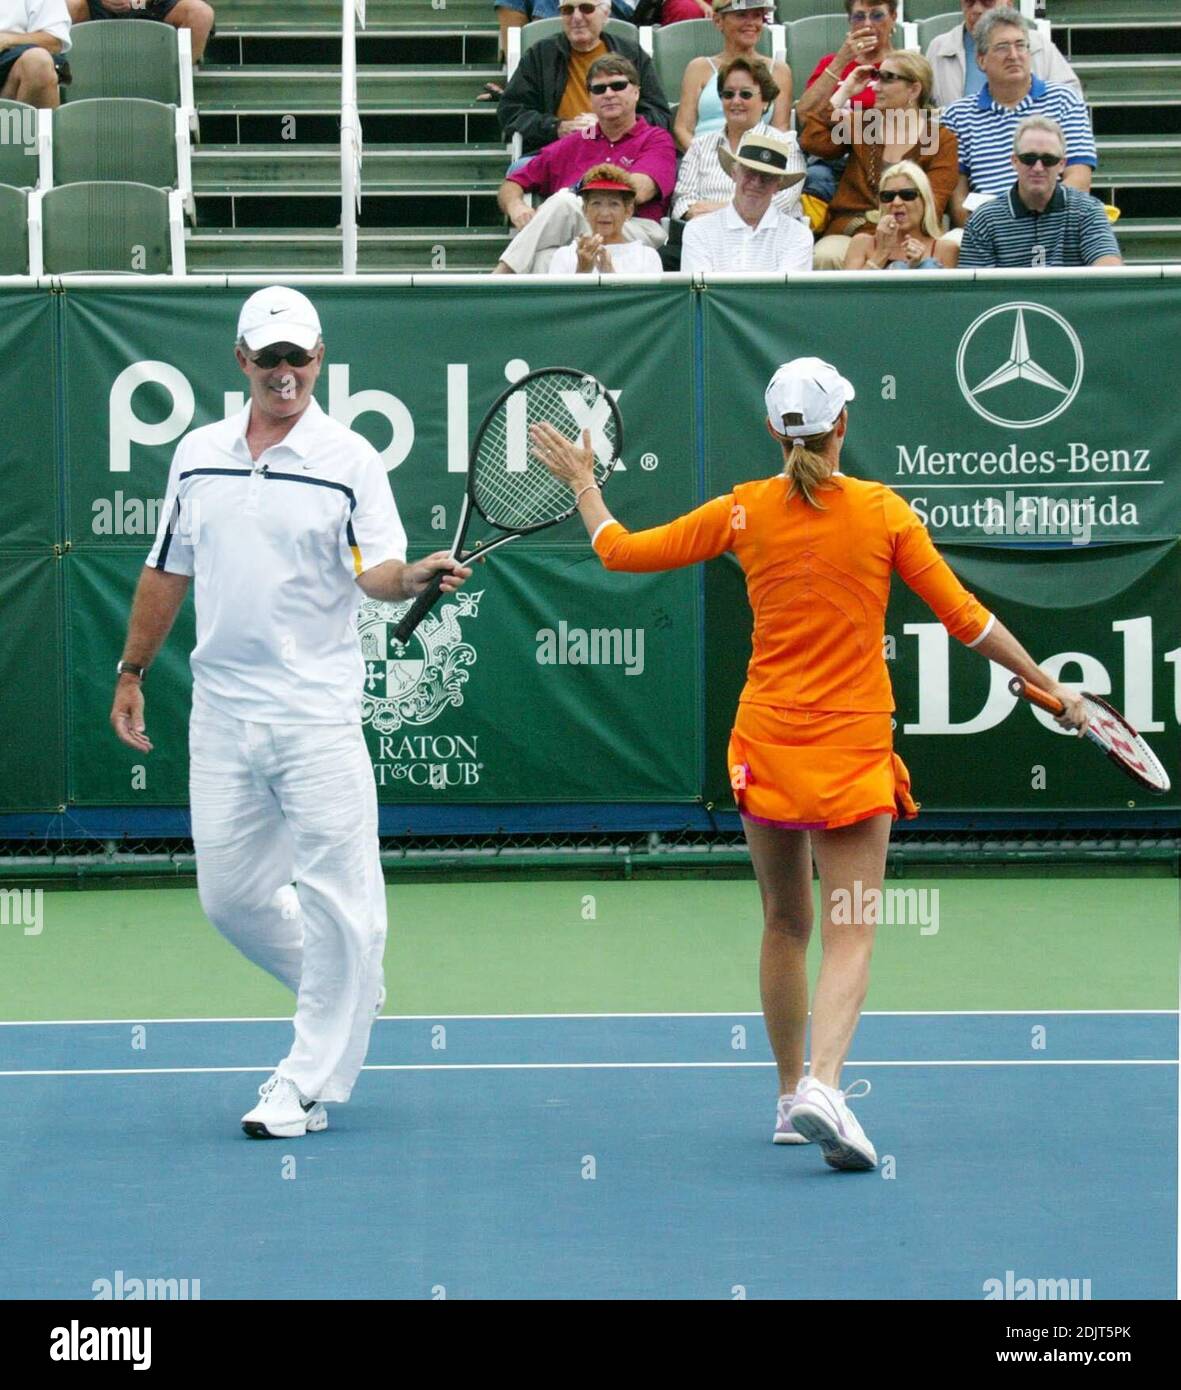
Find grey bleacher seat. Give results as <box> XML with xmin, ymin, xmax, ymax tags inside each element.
<box><xmin>30</xmin><ymin>182</ymin><xmax>186</xmax><ymax>275</ymax></box>
<box><xmin>916</xmin><ymin>13</ymin><xmax>964</xmax><ymax>50</ymax></box>
<box><xmin>0</xmin><ymin>100</ymin><xmax>38</xmax><ymax>188</ymax></box>
<box><xmin>48</xmin><ymin>99</ymin><xmax>193</xmax><ymax>218</ymax></box>
<box><xmin>66</xmin><ymin>20</ymin><xmax>183</xmax><ymax>103</ymax></box>
<box><xmin>775</xmin><ymin>0</ymin><xmax>846</xmax><ymax>19</ymax></box>
<box><xmin>0</xmin><ymin>184</ymin><xmax>28</xmax><ymax>273</ymax></box>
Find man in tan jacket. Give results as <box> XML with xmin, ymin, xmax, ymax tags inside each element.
<box><xmin>926</xmin><ymin>0</ymin><xmax>1079</xmax><ymax>109</ymax></box>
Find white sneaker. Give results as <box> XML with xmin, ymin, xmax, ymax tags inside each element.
<box><xmin>788</xmin><ymin>1077</ymin><xmax>877</xmax><ymax>1171</ymax></box>
<box><xmin>773</xmin><ymin>1094</ymin><xmax>809</xmax><ymax>1145</ymax></box>
<box><xmin>241</xmin><ymin>1074</ymin><xmax>326</xmax><ymax>1140</ymax></box>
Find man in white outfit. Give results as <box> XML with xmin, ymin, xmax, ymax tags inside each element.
<box><xmin>110</xmin><ymin>287</ymin><xmax>471</xmax><ymax>1139</ymax></box>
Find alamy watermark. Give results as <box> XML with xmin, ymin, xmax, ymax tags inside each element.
<box><xmin>831</xmin><ymin>109</ymin><xmax>941</xmax><ymax>159</ymax></box>
<box><xmin>91</xmin><ymin>492</ymin><xmax>201</xmax><ymax>540</ymax></box>
<box><xmin>0</xmin><ymin>887</ymin><xmax>43</xmax><ymax>936</ymax></box>
<box><xmin>50</xmin><ymin>1322</ymin><xmax>151</xmax><ymax>1371</ymax></box>
<box><xmin>93</xmin><ymin>1269</ymin><xmax>201</xmax><ymax>1300</ymax></box>
<box><xmin>830</xmin><ymin>881</ymin><xmax>939</xmax><ymax>935</ymax></box>
<box><xmin>0</xmin><ymin>104</ymin><xmax>37</xmax><ymax>153</ymax></box>
<box><xmin>979</xmin><ymin>491</ymin><xmax>1092</xmax><ymax>545</ymax></box>
<box><xmin>535</xmin><ymin>622</ymin><xmax>645</xmax><ymax>676</ymax></box>
<box><xmin>983</xmin><ymin>1269</ymin><xmax>1092</xmax><ymax>1300</ymax></box>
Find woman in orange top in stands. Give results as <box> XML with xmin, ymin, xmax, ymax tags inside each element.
<box><xmin>531</xmin><ymin>358</ymin><xmax>1087</xmax><ymax>1172</ymax></box>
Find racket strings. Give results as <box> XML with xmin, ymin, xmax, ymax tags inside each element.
<box><xmin>473</xmin><ymin>372</ymin><xmax>618</xmax><ymax>531</ymax></box>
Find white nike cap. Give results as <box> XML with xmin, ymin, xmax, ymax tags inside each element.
<box><xmin>765</xmin><ymin>357</ymin><xmax>855</xmax><ymax>439</ymax></box>
<box><xmin>237</xmin><ymin>286</ymin><xmax>322</xmax><ymax>352</ymax></box>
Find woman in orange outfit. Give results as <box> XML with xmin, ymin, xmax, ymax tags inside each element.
<box><xmin>531</xmin><ymin>357</ymin><xmax>1087</xmax><ymax>1172</ymax></box>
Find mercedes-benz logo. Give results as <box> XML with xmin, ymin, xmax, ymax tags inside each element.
<box><xmin>956</xmin><ymin>303</ymin><xmax>1084</xmax><ymax>430</ymax></box>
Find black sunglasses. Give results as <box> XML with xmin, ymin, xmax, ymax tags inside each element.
<box><xmin>876</xmin><ymin>71</ymin><xmax>908</xmax><ymax>83</ymax></box>
<box><xmin>589</xmin><ymin>78</ymin><xmax>631</xmax><ymax>95</ymax></box>
<box><xmin>558</xmin><ymin>3</ymin><xmax>599</xmax><ymax>15</ymax></box>
<box><xmin>880</xmin><ymin>188</ymin><xmax>920</xmax><ymax>202</ymax></box>
<box><xmin>721</xmin><ymin>87</ymin><xmax>759</xmax><ymax>100</ymax></box>
<box><xmin>249</xmin><ymin>346</ymin><xmax>316</xmax><ymax>369</ymax></box>
<box><xmin>1016</xmin><ymin>152</ymin><xmax>1064</xmax><ymax>167</ymax></box>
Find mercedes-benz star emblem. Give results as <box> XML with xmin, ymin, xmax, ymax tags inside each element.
<box><xmin>956</xmin><ymin>302</ymin><xmax>1084</xmax><ymax>430</ymax></box>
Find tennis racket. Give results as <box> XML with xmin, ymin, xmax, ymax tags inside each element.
<box><xmin>1009</xmin><ymin>677</ymin><xmax>1172</xmax><ymax>795</ymax></box>
<box><xmin>393</xmin><ymin>367</ymin><xmax>622</xmax><ymax>646</ymax></box>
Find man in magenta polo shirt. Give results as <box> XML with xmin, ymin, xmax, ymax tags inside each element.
<box><xmin>493</xmin><ymin>54</ymin><xmax>677</xmax><ymax>274</ymax></box>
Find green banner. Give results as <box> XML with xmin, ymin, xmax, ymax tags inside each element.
<box><xmin>0</xmin><ymin>291</ymin><xmax>58</xmax><ymax>551</ymax></box>
<box><xmin>703</xmin><ymin>281</ymin><xmax>1181</xmax><ymax>546</ymax></box>
<box><xmin>64</xmin><ymin>548</ymin><xmax>699</xmax><ymax>806</ymax></box>
<box><xmin>0</xmin><ymin>281</ymin><xmax>1179</xmax><ymax>819</ymax></box>
<box><xmin>703</xmin><ymin>542</ymin><xmax>1181</xmax><ymax>813</ymax></box>
<box><xmin>61</xmin><ymin>283</ymin><xmax>697</xmax><ymax>555</ymax></box>
<box><xmin>0</xmin><ymin>555</ymin><xmax>66</xmax><ymax>811</ymax></box>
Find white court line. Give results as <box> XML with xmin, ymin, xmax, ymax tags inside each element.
<box><xmin>0</xmin><ymin>1009</ymin><xmax>1174</xmax><ymax>1026</ymax></box>
<box><xmin>0</xmin><ymin>1059</ymin><xmax>1175</xmax><ymax>1078</ymax></box>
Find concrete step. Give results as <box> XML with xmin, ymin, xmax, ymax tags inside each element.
<box><xmin>195</xmin><ymin>65</ymin><xmax>503</xmax><ymax>114</ymax></box>
<box><xmin>1075</xmin><ymin>56</ymin><xmax>1181</xmax><ymax>105</ymax></box>
<box><xmin>1113</xmin><ymin>217</ymin><xmax>1181</xmax><ymax>261</ymax></box>
<box><xmin>213</xmin><ymin>0</ymin><xmax>493</xmax><ymax>34</ymax></box>
<box><xmin>1094</xmin><ymin>135</ymin><xmax>1181</xmax><ymax>186</ymax></box>
<box><xmin>1045</xmin><ymin>0</ymin><xmax>1181</xmax><ymax>29</ymax></box>
<box><xmin>191</xmin><ymin>143</ymin><xmax>507</xmax><ymax>195</ymax></box>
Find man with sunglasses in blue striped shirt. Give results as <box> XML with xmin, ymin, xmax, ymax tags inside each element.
<box><xmin>959</xmin><ymin>116</ymin><xmax>1121</xmax><ymax>268</ymax></box>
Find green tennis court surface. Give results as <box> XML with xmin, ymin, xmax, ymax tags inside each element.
<box><xmin>2</xmin><ymin>877</ymin><xmax>1174</xmax><ymax>1020</ymax></box>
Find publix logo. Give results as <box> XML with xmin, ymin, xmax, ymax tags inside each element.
<box><xmin>956</xmin><ymin>303</ymin><xmax>1085</xmax><ymax>430</ymax></box>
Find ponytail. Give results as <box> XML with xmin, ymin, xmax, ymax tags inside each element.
<box><xmin>779</xmin><ymin>413</ymin><xmax>838</xmax><ymax>508</ymax></box>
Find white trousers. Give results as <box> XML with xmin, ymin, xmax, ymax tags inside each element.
<box><xmin>500</xmin><ymin>188</ymin><xmax>667</xmax><ymax>273</ymax></box>
<box><xmin>189</xmin><ymin>699</ymin><xmax>387</xmax><ymax>1103</ymax></box>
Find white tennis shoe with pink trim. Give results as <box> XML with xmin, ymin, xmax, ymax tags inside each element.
<box><xmin>788</xmin><ymin>1077</ymin><xmax>877</xmax><ymax>1170</ymax></box>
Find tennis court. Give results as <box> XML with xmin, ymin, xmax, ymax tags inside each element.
<box><xmin>2</xmin><ymin>875</ymin><xmax>1174</xmax><ymax>1300</ymax></box>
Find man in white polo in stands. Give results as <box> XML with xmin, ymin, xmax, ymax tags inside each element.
<box><xmin>680</xmin><ymin>128</ymin><xmax>811</xmax><ymax>273</ymax></box>
<box><xmin>110</xmin><ymin>287</ymin><xmax>471</xmax><ymax>1140</ymax></box>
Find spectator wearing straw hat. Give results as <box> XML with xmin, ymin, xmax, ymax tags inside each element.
<box><xmin>681</xmin><ymin>128</ymin><xmax>811</xmax><ymax>273</ymax></box>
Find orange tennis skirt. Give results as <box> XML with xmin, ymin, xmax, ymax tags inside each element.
<box><xmin>727</xmin><ymin>703</ymin><xmax>919</xmax><ymax>831</ymax></box>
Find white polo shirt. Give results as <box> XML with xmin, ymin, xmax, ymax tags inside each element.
<box><xmin>0</xmin><ymin>1</ymin><xmax>72</xmax><ymax>53</ymax></box>
<box><xmin>146</xmin><ymin>398</ymin><xmax>407</xmax><ymax>725</ymax></box>
<box><xmin>681</xmin><ymin>200</ymin><xmax>814</xmax><ymax>274</ymax></box>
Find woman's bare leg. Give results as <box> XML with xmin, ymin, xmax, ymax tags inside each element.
<box><xmin>807</xmin><ymin>813</ymin><xmax>892</xmax><ymax>1087</ymax></box>
<box><xmin>741</xmin><ymin>817</ymin><xmax>814</xmax><ymax>1096</ymax></box>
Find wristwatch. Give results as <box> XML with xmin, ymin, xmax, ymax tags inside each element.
<box><xmin>116</xmin><ymin>661</ymin><xmax>147</xmax><ymax>681</ymax></box>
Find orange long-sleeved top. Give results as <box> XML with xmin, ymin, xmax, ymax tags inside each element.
<box><xmin>592</xmin><ymin>473</ymin><xmax>994</xmax><ymax>712</ymax></box>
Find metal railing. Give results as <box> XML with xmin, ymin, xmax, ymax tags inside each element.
<box><xmin>341</xmin><ymin>0</ymin><xmax>365</xmax><ymax>274</ymax></box>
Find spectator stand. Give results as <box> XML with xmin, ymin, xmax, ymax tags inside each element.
<box><xmin>1047</xmin><ymin>0</ymin><xmax>1181</xmax><ymax>263</ymax></box>
<box><xmin>188</xmin><ymin>0</ymin><xmax>506</xmax><ymax>272</ymax></box>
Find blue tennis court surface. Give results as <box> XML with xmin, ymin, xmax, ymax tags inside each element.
<box><xmin>1</xmin><ymin>1012</ymin><xmax>1175</xmax><ymax>1300</ymax></box>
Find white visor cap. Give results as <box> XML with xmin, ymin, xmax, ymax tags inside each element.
<box><xmin>237</xmin><ymin>286</ymin><xmax>322</xmax><ymax>352</ymax></box>
<box><xmin>765</xmin><ymin>357</ymin><xmax>855</xmax><ymax>440</ymax></box>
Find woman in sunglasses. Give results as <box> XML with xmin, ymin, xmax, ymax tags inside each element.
<box><xmin>800</xmin><ymin>50</ymin><xmax>958</xmax><ymax>270</ymax></box>
<box><xmin>674</xmin><ymin>1</ymin><xmax>792</xmax><ymax>154</ymax></box>
<box><xmin>844</xmin><ymin>161</ymin><xmax>958</xmax><ymax>269</ymax></box>
<box><xmin>673</xmin><ymin>57</ymin><xmax>804</xmax><ymax>223</ymax></box>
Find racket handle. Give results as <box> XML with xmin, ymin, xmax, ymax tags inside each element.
<box><xmin>393</xmin><ymin>569</ymin><xmax>446</xmax><ymax>645</ymax></box>
<box><xmin>1008</xmin><ymin>676</ymin><xmax>1065</xmax><ymax>716</ymax></box>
